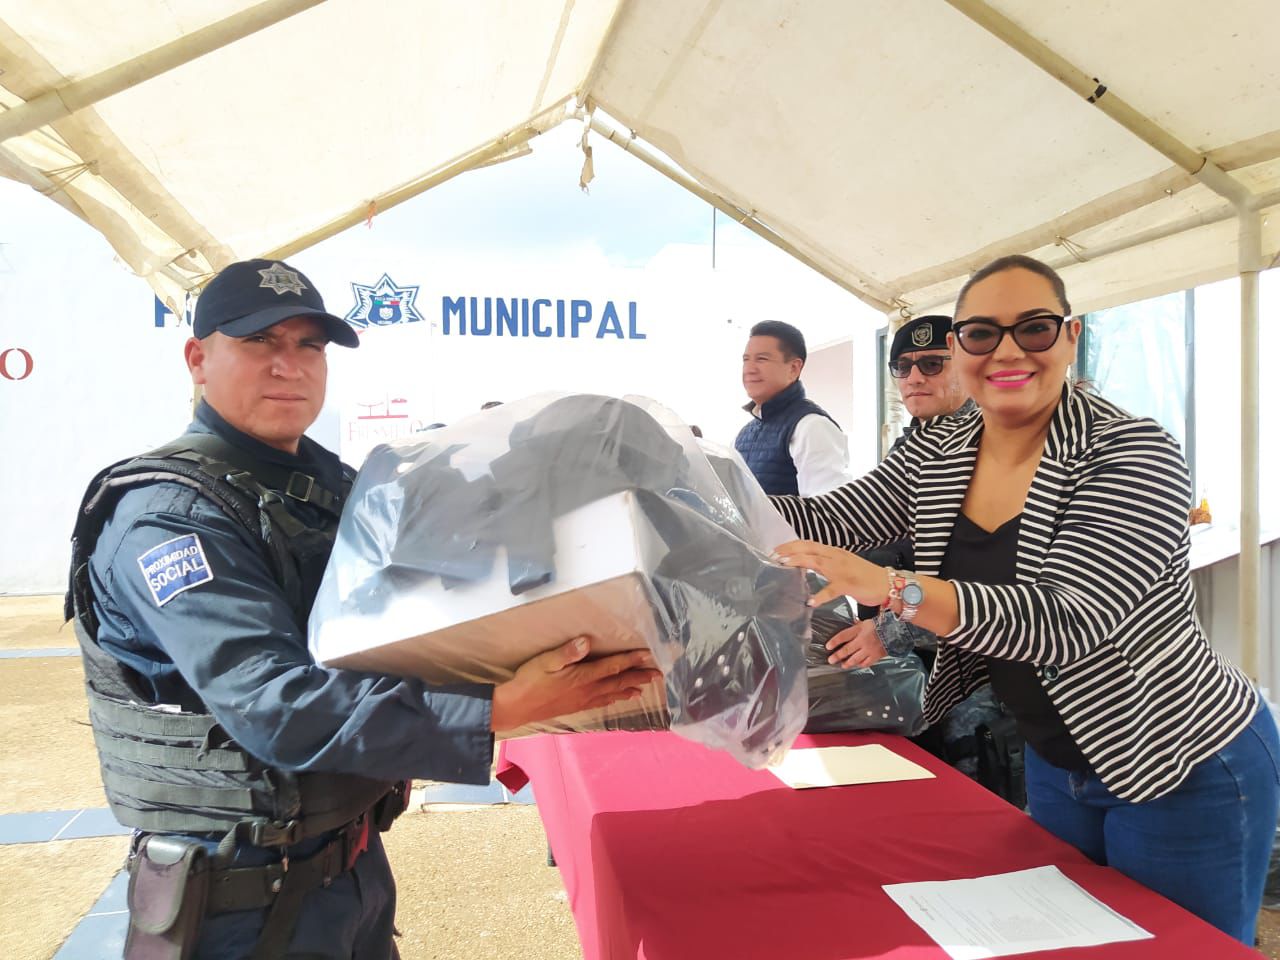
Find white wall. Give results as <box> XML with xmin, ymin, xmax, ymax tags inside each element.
<box><xmin>1191</xmin><ymin>270</ymin><xmax>1280</xmax><ymax>535</ymax></box>
<box><xmin>289</xmin><ymin>240</ymin><xmax>881</xmax><ymax>469</ymax></box>
<box><xmin>0</xmin><ymin>181</ymin><xmax>192</xmax><ymax>594</ymax></box>
<box><xmin>804</xmin><ymin>337</ymin><xmax>880</xmax><ymax>480</ymax></box>
<box><xmin>1</xmin><ymin>180</ymin><xmax>881</xmax><ymax>594</ymax></box>
<box><xmin>1193</xmin><ymin>539</ymin><xmax>1280</xmax><ymax>696</ymax></box>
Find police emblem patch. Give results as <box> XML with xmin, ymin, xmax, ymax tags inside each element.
<box><xmin>346</xmin><ymin>274</ymin><xmax>423</xmax><ymax>329</ymax></box>
<box><xmin>911</xmin><ymin>325</ymin><xmax>934</xmax><ymax>347</ymax></box>
<box><xmin>258</xmin><ymin>263</ymin><xmax>307</xmax><ymax>296</ymax></box>
<box><xmin>137</xmin><ymin>534</ymin><xmax>214</xmax><ymax>607</ymax></box>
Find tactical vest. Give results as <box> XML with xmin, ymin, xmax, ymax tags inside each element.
<box><xmin>66</xmin><ymin>432</ymin><xmax>396</xmax><ymax>845</ymax></box>
<box><xmin>734</xmin><ymin>380</ymin><xmax>839</xmax><ymax>495</ymax></box>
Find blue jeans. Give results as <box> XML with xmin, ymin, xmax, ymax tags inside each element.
<box><xmin>1025</xmin><ymin>704</ymin><xmax>1280</xmax><ymax>945</ymax></box>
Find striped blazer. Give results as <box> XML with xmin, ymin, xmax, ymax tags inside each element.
<box><xmin>772</xmin><ymin>386</ymin><xmax>1257</xmax><ymax>802</ymax></box>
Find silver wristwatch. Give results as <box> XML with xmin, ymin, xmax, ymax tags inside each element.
<box><xmin>886</xmin><ymin>568</ymin><xmax>924</xmax><ymax>623</ymax></box>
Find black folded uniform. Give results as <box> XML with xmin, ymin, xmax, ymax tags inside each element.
<box><xmin>802</xmin><ymin>591</ymin><xmax>927</xmax><ymax>736</ymax></box>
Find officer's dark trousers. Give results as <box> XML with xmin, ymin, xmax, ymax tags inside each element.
<box><xmin>192</xmin><ymin>831</ymin><xmax>398</xmax><ymax>959</ymax></box>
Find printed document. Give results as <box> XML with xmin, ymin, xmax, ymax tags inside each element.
<box><xmin>883</xmin><ymin>865</ymin><xmax>1153</xmax><ymax>959</ymax></box>
<box><xmin>768</xmin><ymin>743</ymin><xmax>934</xmax><ymax>788</ymax></box>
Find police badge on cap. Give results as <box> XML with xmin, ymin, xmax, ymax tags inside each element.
<box><xmin>889</xmin><ymin>315</ymin><xmax>951</xmax><ymax>363</ymax></box>
<box><xmin>193</xmin><ymin>259</ymin><xmax>360</xmax><ymax>348</ymax></box>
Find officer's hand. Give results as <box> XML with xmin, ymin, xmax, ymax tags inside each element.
<box><xmin>490</xmin><ymin>636</ymin><xmax>662</xmax><ymax>732</ymax></box>
<box><xmin>826</xmin><ymin>619</ymin><xmax>886</xmax><ymax>670</ymax></box>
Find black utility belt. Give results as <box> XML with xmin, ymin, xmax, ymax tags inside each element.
<box><xmin>206</xmin><ymin>813</ymin><xmax>371</xmax><ymax>914</ymax></box>
<box><xmin>124</xmin><ymin>814</ymin><xmax>373</xmax><ymax>960</ymax></box>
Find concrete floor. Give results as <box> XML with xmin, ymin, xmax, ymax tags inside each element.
<box><xmin>0</xmin><ymin>596</ymin><xmax>581</xmax><ymax>960</ymax></box>
<box><xmin>5</xmin><ymin>593</ymin><xmax>1279</xmax><ymax>959</ymax></box>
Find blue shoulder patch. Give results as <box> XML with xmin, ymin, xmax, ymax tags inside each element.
<box><xmin>137</xmin><ymin>534</ymin><xmax>214</xmax><ymax>607</ymax></box>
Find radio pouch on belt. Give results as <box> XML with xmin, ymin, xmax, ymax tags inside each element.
<box><xmin>125</xmin><ymin>835</ymin><xmax>211</xmax><ymax>960</ymax></box>
<box><xmin>372</xmin><ymin>780</ymin><xmax>412</xmax><ymax>832</ymax></box>
<box><xmin>975</xmin><ymin>713</ymin><xmax>1027</xmax><ymax>810</ymax></box>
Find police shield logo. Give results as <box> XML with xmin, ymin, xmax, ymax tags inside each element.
<box><xmin>911</xmin><ymin>325</ymin><xmax>934</xmax><ymax>347</ymax></box>
<box><xmin>346</xmin><ymin>274</ymin><xmax>423</xmax><ymax>329</ymax></box>
<box><xmin>258</xmin><ymin>263</ymin><xmax>307</xmax><ymax>296</ymax></box>
<box><xmin>373</xmin><ymin>296</ymin><xmax>401</xmax><ymax>323</ymax></box>
<box><xmin>137</xmin><ymin>534</ymin><xmax>214</xmax><ymax>606</ymax></box>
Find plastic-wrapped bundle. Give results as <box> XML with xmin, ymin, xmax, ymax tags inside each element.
<box><xmin>700</xmin><ymin>446</ymin><xmax>928</xmax><ymax>738</ymax></box>
<box><xmin>308</xmin><ymin>393</ymin><xmax>809</xmax><ymax>768</ymax></box>
<box><xmin>802</xmin><ymin>592</ymin><xmax>927</xmax><ymax>736</ymax></box>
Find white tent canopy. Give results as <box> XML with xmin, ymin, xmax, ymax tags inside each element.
<box><xmin>2</xmin><ymin>0</ymin><xmax>1277</xmax><ymax>662</ymax></box>
<box><xmin>1</xmin><ymin>0</ymin><xmax>1275</xmax><ymax>312</ymax></box>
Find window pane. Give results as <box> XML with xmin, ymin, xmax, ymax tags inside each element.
<box><xmin>1080</xmin><ymin>291</ymin><xmax>1188</xmax><ymax>449</ymax></box>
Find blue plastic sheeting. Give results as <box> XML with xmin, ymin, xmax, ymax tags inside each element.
<box><xmin>0</xmin><ymin>647</ymin><xmax>79</xmax><ymax>658</ymax></box>
<box><xmin>37</xmin><ymin>781</ymin><xmax>535</xmax><ymax>957</ymax></box>
<box><xmin>418</xmin><ymin>781</ymin><xmax>535</xmax><ymax>805</ymax></box>
<box><xmin>54</xmin><ymin>871</ymin><xmax>128</xmax><ymax>960</ymax></box>
<box><xmin>0</xmin><ymin>781</ymin><xmax>533</xmax><ymax>847</ymax></box>
<box><xmin>0</xmin><ymin>809</ymin><xmax>130</xmax><ymax>845</ymax></box>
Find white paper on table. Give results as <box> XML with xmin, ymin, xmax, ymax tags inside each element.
<box><xmin>767</xmin><ymin>744</ymin><xmax>934</xmax><ymax>788</ymax></box>
<box><xmin>882</xmin><ymin>865</ymin><xmax>1153</xmax><ymax>960</ymax></box>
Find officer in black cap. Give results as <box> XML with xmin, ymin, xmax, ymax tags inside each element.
<box><xmin>839</xmin><ymin>314</ymin><xmax>1004</xmax><ymax>786</ymax></box>
<box><xmin>849</xmin><ymin>313</ymin><xmax>973</xmax><ymax>597</ymax></box>
<box><xmin>66</xmin><ymin>258</ymin><xmax>658</xmax><ymax>959</ymax></box>
<box><xmin>885</xmin><ymin>314</ymin><xmax>974</xmax><ymax>456</ymax></box>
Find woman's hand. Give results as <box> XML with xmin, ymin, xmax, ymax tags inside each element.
<box><xmin>774</xmin><ymin>539</ymin><xmax>887</xmax><ymax>607</ymax></box>
<box><xmin>826</xmin><ymin>619</ymin><xmax>886</xmax><ymax>669</ymax></box>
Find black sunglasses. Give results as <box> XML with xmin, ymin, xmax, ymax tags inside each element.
<box><xmin>953</xmin><ymin>314</ymin><xmax>1066</xmax><ymax>356</ymax></box>
<box><xmin>888</xmin><ymin>355</ymin><xmax>950</xmax><ymax>379</ymax></box>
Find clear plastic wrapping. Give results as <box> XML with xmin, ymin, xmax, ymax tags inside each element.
<box><xmin>702</xmin><ymin>449</ymin><xmax>928</xmax><ymax>738</ymax></box>
<box><xmin>308</xmin><ymin>393</ymin><xmax>809</xmax><ymax>768</ymax></box>
<box><xmin>803</xmin><ymin>592</ymin><xmax>926</xmax><ymax>735</ymax></box>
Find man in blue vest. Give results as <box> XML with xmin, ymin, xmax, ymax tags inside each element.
<box><xmin>734</xmin><ymin>320</ymin><xmax>850</xmax><ymax>496</ymax></box>
<box><xmin>68</xmin><ymin>258</ymin><xmax>659</xmax><ymax>959</ymax></box>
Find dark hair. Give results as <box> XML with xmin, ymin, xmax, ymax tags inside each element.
<box><xmin>955</xmin><ymin>254</ymin><xmax>1071</xmax><ymax>317</ymax></box>
<box><xmin>748</xmin><ymin>320</ymin><xmax>807</xmax><ymax>362</ymax></box>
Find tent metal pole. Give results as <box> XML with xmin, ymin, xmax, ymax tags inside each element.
<box><xmin>262</xmin><ymin>118</ymin><xmax>557</xmax><ymax>264</ymax></box>
<box><xmin>1252</xmin><ymin>186</ymin><xmax>1280</xmax><ymax>212</ymax></box>
<box><xmin>892</xmin><ymin>150</ymin><xmax>1280</xmax><ymax>301</ymax></box>
<box><xmin>1239</xmin><ymin>209</ymin><xmax>1262</xmax><ymax>680</ymax></box>
<box><xmin>883</xmin><ymin>312</ymin><xmax>908</xmax><ymax>458</ymax></box>
<box><xmin>942</xmin><ymin>0</ymin><xmax>1252</xmax><ymax>209</ymax></box>
<box><xmin>0</xmin><ymin>0</ymin><xmax>324</xmax><ymax>144</ymax></box>
<box><xmin>946</xmin><ymin>0</ymin><xmax>1267</xmax><ymax>677</ymax></box>
<box><xmin>586</xmin><ymin>113</ymin><xmax>896</xmax><ymax>313</ymax></box>
<box><xmin>902</xmin><ymin>202</ymin><xmax>1249</xmax><ymax>313</ymax></box>
<box><xmin>947</xmin><ymin>0</ymin><xmax>1264</xmax><ymax>680</ymax></box>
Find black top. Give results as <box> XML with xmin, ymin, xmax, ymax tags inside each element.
<box><xmin>940</xmin><ymin>512</ymin><xmax>1089</xmax><ymax>770</ymax></box>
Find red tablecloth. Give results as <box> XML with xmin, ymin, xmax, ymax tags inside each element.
<box><xmin>497</xmin><ymin>730</ymin><xmax>1263</xmax><ymax>960</ymax></box>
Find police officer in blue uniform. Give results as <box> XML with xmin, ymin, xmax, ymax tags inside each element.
<box><xmin>66</xmin><ymin>259</ymin><xmax>659</xmax><ymax>960</ymax></box>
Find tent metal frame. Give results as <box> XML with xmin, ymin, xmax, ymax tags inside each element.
<box><xmin>0</xmin><ymin>0</ymin><xmax>324</xmax><ymax>143</ymax></box>
<box><xmin>0</xmin><ymin>0</ymin><xmax>1272</xmax><ymax>672</ymax></box>
<box><xmin>943</xmin><ymin>0</ymin><xmax>1265</xmax><ymax>678</ymax></box>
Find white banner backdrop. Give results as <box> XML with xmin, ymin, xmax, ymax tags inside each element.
<box><xmin>1</xmin><ymin>184</ymin><xmax>880</xmax><ymax>595</ymax></box>
<box><xmin>290</xmin><ymin>241</ymin><xmax>881</xmax><ymax>473</ymax></box>
<box><xmin>0</xmin><ymin>181</ymin><xmax>192</xmax><ymax>595</ymax></box>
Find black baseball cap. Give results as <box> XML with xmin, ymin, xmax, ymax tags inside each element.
<box><xmin>193</xmin><ymin>259</ymin><xmax>360</xmax><ymax>348</ymax></box>
<box><xmin>889</xmin><ymin>315</ymin><xmax>951</xmax><ymax>363</ymax></box>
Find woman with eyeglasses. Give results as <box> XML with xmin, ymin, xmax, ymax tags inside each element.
<box><xmin>770</xmin><ymin>254</ymin><xmax>1279</xmax><ymax>944</ymax></box>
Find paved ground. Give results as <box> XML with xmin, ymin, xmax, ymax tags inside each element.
<box><xmin>5</xmin><ymin>593</ymin><xmax>1279</xmax><ymax>958</ymax></box>
<box><xmin>0</xmin><ymin>595</ymin><xmax>581</xmax><ymax>960</ymax></box>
